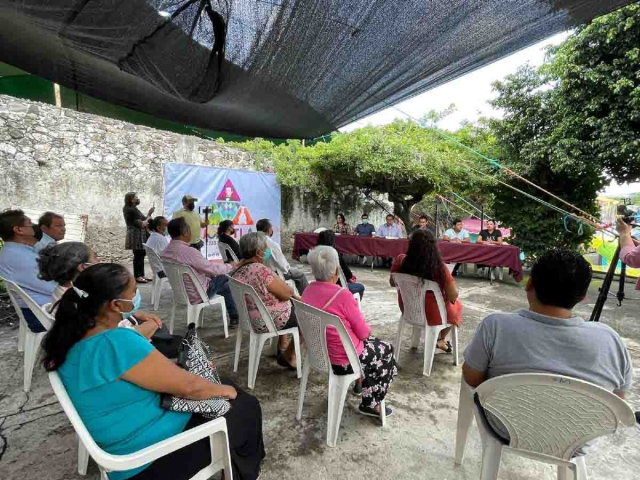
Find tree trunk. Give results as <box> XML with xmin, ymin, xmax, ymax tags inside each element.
<box><xmin>389</xmin><ymin>194</ymin><xmax>420</xmax><ymax>228</ymax></box>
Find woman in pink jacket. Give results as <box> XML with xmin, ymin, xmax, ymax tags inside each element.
<box><xmin>302</xmin><ymin>246</ymin><xmax>397</xmax><ymax>418</ymax></box>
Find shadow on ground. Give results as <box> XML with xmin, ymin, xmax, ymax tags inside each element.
<box><xmin>0</xmin><ymin>260</ymin><xmax>638</xmax><ymax>479</ymax></box>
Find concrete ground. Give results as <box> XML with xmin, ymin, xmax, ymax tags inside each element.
<box><xmin>0</xmin><ymin>260</ymin><xmax>638</xmax><ymax>480</ymax></box>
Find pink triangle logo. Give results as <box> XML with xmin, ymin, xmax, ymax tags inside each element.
<box><xmin>216</xmin><ymin>179</ymin><xmax>241</xmax><ymax>201</ymax></box>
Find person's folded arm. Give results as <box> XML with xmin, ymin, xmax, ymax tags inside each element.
<box><xmin>122</xmin><ymin>349</ymin><xmax>237</xmax><ymax>400</ymax></box>
<box><xmin>267</xmin><ymin>276</ymin><xmax>294</xmax><ymax>301</ymax></box>
<box><xmin>462</xmin><ymin>316</ymin><xmax>494</xmax><ymax>387</ymax></box>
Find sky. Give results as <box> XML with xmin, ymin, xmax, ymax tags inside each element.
<box><xmin>340</xmin><ymin>31</ymin><xmax>640</xmax><ymax>198</ymax></box>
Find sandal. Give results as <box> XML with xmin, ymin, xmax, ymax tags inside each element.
<box><xmin>436</xmin><ymin>339</ymin><xmax>452</xmax><ymax>353</ymax></box>
<box><xmin>358</xmin><ymin>404</ymin><xmax>393</xmax><ymax>418</ymax></box>
<box><xmin>276</xmin><ymin>351</ymin><xmax>296</xmax><ymax>371</ymax></box>
<box><xmin>135</xmin><ymin>277</ymin><xmax>148</xmax><ymax>283</ymax></box>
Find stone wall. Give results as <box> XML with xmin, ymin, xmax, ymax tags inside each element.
<box><xmin>0</xmin><ymin>95</ymin><xmax>389</xmax><ymax>261</ymax></box>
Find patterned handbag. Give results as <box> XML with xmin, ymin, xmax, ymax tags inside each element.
<box><xmin>160</xmin><ymin>323</ymin><xmax>231</xmax><ymax>419</ymax></box>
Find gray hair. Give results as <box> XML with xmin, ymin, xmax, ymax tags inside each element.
<box><xmin>37</xmin><ymin>242</ymin><xmax>91</xmax><ymax>285</ymax></box>
<box><xmin>239</xmin><ymin>232</ymin><xmax>268</xmax><ymax>259</ymax></box>
<box><xmin>308</xmin><ymin>246</ymin><xmax>339</xmax><ymax>281</ymax></box>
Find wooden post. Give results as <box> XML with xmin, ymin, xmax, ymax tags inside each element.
<box><xmin>54</xmin><ymin>83</ymin><xmax>62</xmax><ymax>108</ymax></box>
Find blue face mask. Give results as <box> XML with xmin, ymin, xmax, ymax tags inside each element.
<box><xmin>263</xmin><ymin>248</ymin><xmax>272</xmax><ymax>261</ymax></box>
<box><xmin>117</xmin><ymin>289</ymin><xmax>142</xmax><ymax>319</ymax></box>
<box><xmin>362</xmin><ymin>219</ymin><xmax>368</xmax><ymax>224</ymax></box>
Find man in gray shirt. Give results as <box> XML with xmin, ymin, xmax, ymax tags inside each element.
<box><xmin>463</xmin><ymin>248</ymin><xmax>633</xmax><ymax>438</ymax></box>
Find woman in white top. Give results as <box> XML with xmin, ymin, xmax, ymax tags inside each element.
<box><xmin>37</xmin><ymin>242</ymin><xmax>96</xmax><ymax>305</ymax></box>
<box><xmin>144</xmin><ymin>216</ymin><xmax>170</xmax><ymax>278</ymax></box>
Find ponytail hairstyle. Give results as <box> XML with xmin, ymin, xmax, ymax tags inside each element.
<box><xmin>37</xmin><ymin>242</ymin><xmax>91</xmax><ymax>285</ymax></box>
<box><xmin>148</xmin><ymin>216</ymin><xmax>167</xmax><ymax>233</ymax></box>
<box><xmin>42</xmin><ymin>263</ymin><xmax>131</xmax><ymax>371</ymax></box>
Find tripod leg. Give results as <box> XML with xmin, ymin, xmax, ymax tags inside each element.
<box><xmin>589</xmin><ymin>245</ymin><xmax>620</xmax><ymax>322</ymax></box>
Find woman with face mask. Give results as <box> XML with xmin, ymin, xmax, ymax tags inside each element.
<box><xmin>231</xmin><ymin>232</ymin><xmax>302</xmax><ymax>370</ymax></box>
<box><xmin>217</xmin><ymin>220</ymin><xmax>241</xmax><ymax>263</ymax></box>
<box><xmin>123</xmin><ymin>192</ymin><xmax>155</xmax><ymax>284</ymax></box>
<box><xmin>42</xmin><ymin>263</ymin><xmax>265</xmax><ymax>480</ymax></box>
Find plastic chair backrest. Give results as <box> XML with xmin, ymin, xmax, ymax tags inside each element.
<box><xmin>476</xmin><ymin>373</ymin><xmax>636</xmax><ymax>460</ymax></box>
<box><xmin>49</xmin><ymin>371</ymin><xmax>114</xmax><ymax>467</ymax></box>
<box><xmin>391</xmin><ymin>272</ymin><xmax>447</xmax><ymax>327</ymax></box>
<box><xmin>227</xmin><ymin>276</ymin><xmax>279</xmax><ymax>334</ymax></box>
<box><xmin>4</xmin><ymin>279</ymin><xmax>53</xmax><ymax>331</ymax></box>
<box><xmin>218</xmin><ymin>242</ymin><xmax>239</xmax><ymax>263</ymax></box>
<box><xmin>143</xmin><ymin>245</ymin><xmax>165</xmax><ymax>275</ymax></box>
<box><xmin>291</xmin><ymin>298</ymin><xmax>362</xmax><ymax>378</ymax></box>
<box><xmin>162</xmin><ymin>260</ymin><xmax>208</xmax><ymax>306</ymax></box>
<box><xmin>338</xmin><ymin>267</ymin><xmax>348</xmax><ymax>288</ymax></box>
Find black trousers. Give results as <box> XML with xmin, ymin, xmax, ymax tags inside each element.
<box><xmin>133</xmin><ymin>249</ymin><xmax>146</xmax><ymax>278</ymax></box>
<box><xmin>129</xmin><ymin>380</ymin><xmax>265</xmax><ymax>480</ymax></box>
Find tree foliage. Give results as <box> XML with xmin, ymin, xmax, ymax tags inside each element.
<box><xmin>489</xmin><ymin>4</ymin><xmax>640</xmax><ymax>260</ymax></box>
<box><xmin>233</xmin><ymin>119</ymin><xmax>495</xmax><ymax>226</ymax></box>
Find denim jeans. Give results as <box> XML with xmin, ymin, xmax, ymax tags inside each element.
<box><xmin>206</xmin><ymin>275</ymin><xmax>238</xmax><ymax>319</ymax></box>
<box><xmin>347</xmin><ymin>282</ymin><xmax>365</xmax><ymax>300</ymax></box>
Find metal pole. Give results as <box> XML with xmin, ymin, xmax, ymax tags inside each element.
<box><xmin>481</xmin><ymin>206</ymin><xmax>484</xmax><ymax>231</ymax></box>
<box><xmin>435</xmin><ymin>199</ymin><xmax>440</xmax><ymax>238</ymax></box>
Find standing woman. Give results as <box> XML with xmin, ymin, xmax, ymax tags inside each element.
<box><xmin>123</xmin><ymin>192</ymin><xmax>154</xmax><ymax>283</ymax></box>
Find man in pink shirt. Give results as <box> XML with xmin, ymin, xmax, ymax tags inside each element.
<box><xmin>617</xmin><ymin>218</ymin><xmax>640</xmax><ymax>291</ymax></box>
<box><xmin>161</xmin><ymin>218</ymin><xmax>239</xmax><ymax>326</ymax></box>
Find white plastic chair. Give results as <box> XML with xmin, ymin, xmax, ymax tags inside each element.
<box><xmin>3</xmin><ymin>279</ymin><xmax>53</xmax><ymax>392</ymax></box>
<box><xmin>391</xmin><ymin>272</ymin><xmax>459</xmax><ymax>376</ymax></box>
<box><xmin>338</xmin><ymin>266</ymin><xmax>361</xmax><ymax>309</ymax></box>
<box><xmin>49</xmin><ymin>371</ymin><xmax>233</xmax><ymax>480</ymax></box>
<box><xmin>454</xmin><ymin>373</ymin><xmax>636</xmax><ymax>480</ymax></box>
<box><xmin>143</xmin><ymin>245</ymin><xmax>169</xmax><ymax>311</ymax></box>
<box><xmin>218</xmin><ymin>241</ymin><xmax>239</xmax><ymax>263</ymax></box>
<box><xmin>228</xmin><ymin>276</ymin><xmax>301</xmax><ymax>389</ymax></box>
<box><xmin>162</xmin><ymin>260</ymin><xmax>228</xmax><ymax>337</ymax></box>
<box><xmin>291</xmin><ymin>298</ymin><xmax>386</xmax><ymax>447</ymax></box>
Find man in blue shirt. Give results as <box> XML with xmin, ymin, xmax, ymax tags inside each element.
<box><xmin>354</xmin><ymin>213</ymin><xmax>376</xmax><ymax>265</ymax></box>
<box><xmin>376</xmin><ymin>214</ymin><xmax>404</xmax><ymax>238</ymax></box>
<box><xmin>35</xmin><ymin>211</ymin><xmax>66</xmax><ymax>251</ymax></box>
<box><xmin>0</xmin><ymin>209</ymin><xmax>56</xmax><ymax>332</ymax></box>
<box><xmin>443</xmin><ymin>218</ymin><xmax>470</xmax><ymax>276</ymax></box>
<box><xmin>376</xmin><ymin>214</ymin><xmax>405</xmax><ymax>268</ymax></box>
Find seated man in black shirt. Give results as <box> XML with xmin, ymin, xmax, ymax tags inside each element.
<box><xmin>477</xmin><ymin>220</ymin><xmax>503</xmax><ymax>245</ymax></box>
<box><xmin>477</xmin><ymin>220</ymin><xmax>503</xmax><ymax>279</ymax></box>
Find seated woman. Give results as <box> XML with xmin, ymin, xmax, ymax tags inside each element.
<box><xmin>333</xmin><ymin>213</ymin><xmax>352</xmax><ymax>235</ymax></box>
<box><xmin>302</xmin><ymin>246</ymin><xmax>397</xmax><ymax>418</ymax></box>
<box><xmin>390</xmin><ymin>230</ymin><xmax>463</xmax><ymax>352</ymax></box>
<box><xmin>217</xmin><ymin>220</ymin><xmax>241</xmax><ymax>263</ymax></box>
<box><xmin>37</xmin><ymin>242</ymin><xmax>161</xmax><ymax>342</ymax></box>
<box><xmin>316</xmin><ymin>230</ymin><xmax>365</xmax><ymax>300</ymax></box>
<box><xmin>144</xmin><ymin>216</ymin><xmax>169</xmax><ymax>277</ymax></box>
<box><xmin>232</xmin><ymin>232</ymin><xmax>301</xmax><ymax>370</ymax></box>
<box><xmin>42</xmin><ymin>263</ymin><xmax>265</xmax><ymax>480</ymax></box>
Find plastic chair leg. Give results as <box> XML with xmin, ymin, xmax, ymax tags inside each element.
<box><xmin>479</xmin><ymin>436</ymin><xmax>503</xmax><ymax>480</ymax></box>
<box><xmin>233</xmin><ymin>324</ymin><xmax>243</xmax><ymax>373</ymax></box>
<box><xmin>291</xmin><ymin>330</ymin><xmax>302</xmax><ymax>379</ymax></box>
<box><xmin>394</xmin><ymin>318</ymin><xmax>404</xmax><ymax>365</ymax></box>
<box><xmin>169</xmin><ymin>304</ymin><xmax>176</xmax><ymax>334</ymax></box>
<box><xmin>78</xmin><ymin>437</ymin><xmax>89</xmax><ymax>475</ymax></box>
<box><xmin>452</xmin><ymin>325</ymin><xmax>459</xmax><ymax>366</ymax></box>
<box><xmin>380</xmin><ymin>399</ymin><xmax>387</xmax><ymax>427</ymax></box>
<box><xmin>410</xmin><ymin>325</ymin><xmax>422</xmax><ymax>349</ymax></box>
<box><xmin>454</xmin><ymin>379</ymin><xmax>475</xmax><ymax>465</ymax></box>
<box><xmin>296</xmin><ymin>358</ymin><xmax>311</xmax><ymax>420</ymax></box>
<box><xmin>23</xmin><ymin>332</ymin><xmax>37</xmax><ymax>392</ymax></box>
<box><xmin>326</xmin><ymin>375</ymin><xmax>350</xmax><ymax>447</ymax></box>
<box><xmin>557</xmin><ymin>466</ymin><xmax>571</xmax><ymax>480</ymax></box>
<box><xmin>574</xmin><ymin>456</ymin><xmax>588</xmax><ymax>480</ymax></box>
<box><xmin>247</xmin><ymin>334</ymin><xmax>269</xmax><ymax>390</ymax></box>
<box><xmin>18</xmin><ymin>320</ymin><xmax>26</xmax><ymax>352</ymax></box>
<box><xmin>422</xmin><ymin>327</ymin><xmax>439</xmax><ymax>377</ymax></box>
<box><xmin>152</xmin><ymin>278</ymin><xmax>162</xmax><ymax>311</ymax></box>
<box><xmin>219</xmin><ymin>299</ymin><xmax>228</xmax><ymax>339</ymax></box>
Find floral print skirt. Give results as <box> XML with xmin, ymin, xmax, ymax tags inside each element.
<box><xmin>332</xmin><ymin>336</ymin><xmax>398</xmax><ymax>409</ymax></box>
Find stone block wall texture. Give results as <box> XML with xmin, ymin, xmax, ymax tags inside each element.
<box><xmin>0</xmin><ymin>95</ymin><xmax>389</xmax><ymax>261</ymax></box>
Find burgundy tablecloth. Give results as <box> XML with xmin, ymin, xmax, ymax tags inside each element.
<box><xmin>292</xmin><ymin>233</ymin><xmax>523</xmax><ymax>282</ymax></box>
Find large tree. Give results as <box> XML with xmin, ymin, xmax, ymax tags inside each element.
<box><xmin>489</xmin><ymin>4</ymin><xmax>640</xmax><ymax>260</ymax></box>
<box><xmin>233</xmin><ymin>120</ymin><xmax>491</xmax><ymax>226</ymax></box>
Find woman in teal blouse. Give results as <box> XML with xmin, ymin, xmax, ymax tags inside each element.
<box><xmin>42</xmin><ymin>263</ymin><xmax>264</xmax><ymax>480</ymax></box>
